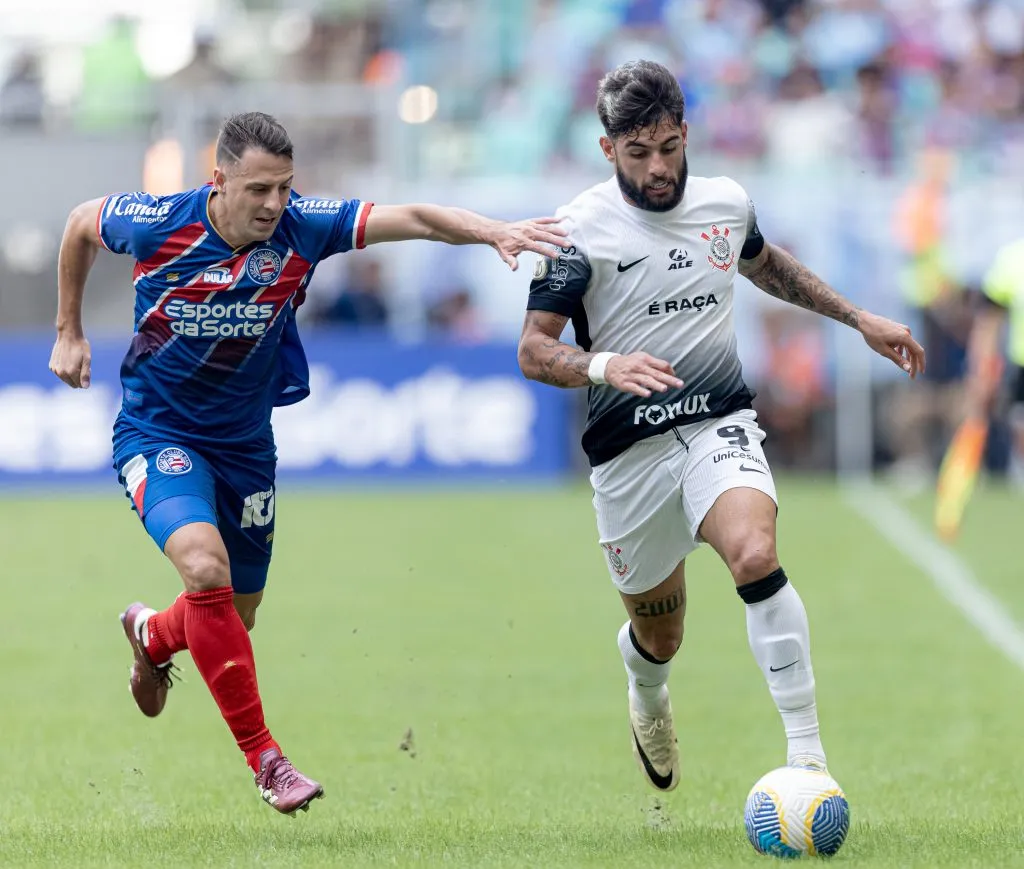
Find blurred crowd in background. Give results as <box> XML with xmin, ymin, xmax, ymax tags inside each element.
<box><xmin>4</xmin><ymin>0</ymin><xmax>1024</xmax><ymax>175</ymax></box>
<box><xmin>2</xmin><ymin>0</ymin><xmax>1024</xmax><ymax>479</ymax></box>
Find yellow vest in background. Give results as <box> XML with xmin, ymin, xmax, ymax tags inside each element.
<box><xmin>983</xmin><ymin>239</ymin><xmax>1024</xmax><ymax>367</ymax></box>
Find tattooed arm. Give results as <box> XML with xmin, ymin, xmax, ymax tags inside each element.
<box><xmin>517</xmin><ymin>311</ymin><xmax>591</xmax><ymax>388</ymax></box>
<box><xmin>738</xmin><ymin>242</ymin><xmax>927</xmax><ymax>377</ymax></box>
<box><xmin>738</xmin><ymin>242</ymin><xmax>861</xmax><ymax>328</ymax></box>
<box><xmin>517</xmin><ymin>310</ymin><xmax>683</xmax><ymax>397</ymax></box>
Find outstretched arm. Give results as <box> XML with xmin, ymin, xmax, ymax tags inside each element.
<box><xmin>739</xmin><ymin>242</ymin><xmax>860</xmax><ymax>327</ymax></box>
<box><xmin>50</xmin><ymin>197</ymin><xmax>106</xmax><ymax>389</ymax></box>
<box><xmin>517</xmin><ymin>310</ymin><xmax>682</xmax><ymax>397</ymax></box>
<box><xmin>739</xmin><ymin>242</ymin><xmax>926</xmax><ymax>378</ymax></box>
<box><xmin>362</xmin><ymin>204</ymin><xmax>567</xmax><ymax>270</ymax></box>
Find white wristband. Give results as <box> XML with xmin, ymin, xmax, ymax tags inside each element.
<box><xmin>588</xmin><ymin>351</ymin><xmax>620</xmax><ymax>385</ymax></box>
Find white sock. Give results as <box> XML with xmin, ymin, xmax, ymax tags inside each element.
<box><xmin>617</xmin><ymin>621</ymin><xmax>672</xmax><ymax>715</ymax></box>
<box><xmin>137</xmin><ymin>607</ymin><xmax>158</xmax><ymax>647</ymax></box>
<box><xmin>741</xmin><ymin>572</ymin><xmax>825</xmax><ymax>766</ymax></box>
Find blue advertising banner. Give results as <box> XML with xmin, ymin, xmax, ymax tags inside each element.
<box><xmin>0</xmin><ymin>334</ymin><xmax>571</xmax><ymax>486</ymax></box>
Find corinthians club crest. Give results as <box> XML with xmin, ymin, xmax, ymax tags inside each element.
<box><xmin>701</xmin><ymin>224</ymin><xmax>735</xmax><ymax>272</ymax></box>
<box><xmin>603</xmin><ymin>543</ymin><xmax>629</xmax><ymax>577</ymax></box>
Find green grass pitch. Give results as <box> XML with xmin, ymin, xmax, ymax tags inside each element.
<box><xmin>1</xmin><ymin>479</ymin><xmax>1022</xmax><ymax>867</ymax></box>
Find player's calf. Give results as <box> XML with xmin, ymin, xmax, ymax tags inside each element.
<box><xmin>619</xmin><ymin>566</ymin><xmax>686</xmax><ymax>711</ymax></box>
<box><xmin>738</xmin><ymin>568</ymin><xmax>826</xmax><ymax>767</ymax></box>
<box><xmin>617</xmin><ymin>565</ymin><xmax>686</xmax><ymax>791</ymax></box>
<box><xmin>620</xmin><ymin>623</ymin><xmax>681</xmax><ymax>792</ymax></box>
<box><xmin>699</xmin><ymin>491</ymin><xmax>823</xmax><ymax>762</ymax></box>
<box><xmin>166</xmin><ymin>525</ymin><xmax>291</xmax><ymax>779</ymax></box>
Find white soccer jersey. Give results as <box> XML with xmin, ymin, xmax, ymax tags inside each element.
<box><xmin>528</xmin><ymin>174</ymin><xmax>765</xmax><ymax>466</ymax></box>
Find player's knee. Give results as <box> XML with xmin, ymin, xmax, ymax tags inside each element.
<box><xmin>728</xmin><ymin>535</ymin><xmax>779</xmax><ymax>586</ymax></box>
<box><xmin>648</xmin><ymin>629</ymin><xmax>683</xmax><ymax>662</ymax></box>
<box><xmin>237</xmin><ymin>609</ymin><xmax>257</xmax><ymax>632</ymax></box>
<box><xmin>177</xmin><ymin>547</ymin><xmax>231</xmax><ymax>592</ymax></box>
<box><xmin>634</xmin><ymin>623</ymin><xmax>684</xmax><ymax>662</ymax></box>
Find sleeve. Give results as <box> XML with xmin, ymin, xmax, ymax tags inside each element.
<box><xmin>739</xmin><ymin>197</ymin><xmax>765</xmax><ymax>261</ymax></box>
<box><xmin>981</xmin><ymin>244</ymin><xmax>1019</xmax><ymax>309</ymax></box>
<box><xmin>292</xmin><ymin>196</ymin><xmax>374</xmax><ymax>261</ymax></box>
<box><xmin>527</xmin><ymin>243</ymin><xmax>591</xmax><ymax>316</ymax></box>
<box><xmin>526</xmin><ymin>215</ymin><xmax>591</xmax><ymax>316</ymax></box>
<box><xmin>97</xmin><ymin>192</ymin><xmax>166</xmax><ymax>257</ymax></box>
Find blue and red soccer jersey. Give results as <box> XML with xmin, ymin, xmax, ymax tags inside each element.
<box><xmin>103</xmin><ymin>184</ymin><xmax>372</xmax><ymax>591</ymax></box>
<box><xmin>99</xmin><ymin>185</ymin><xmax>371</xmax><ymax>447</ymax></box>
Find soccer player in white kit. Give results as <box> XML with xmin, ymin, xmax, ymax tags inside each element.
<box><xmin>518</xmin><ymin>60</ymin><xmax>926</xmax><ymax>792</ymax></box>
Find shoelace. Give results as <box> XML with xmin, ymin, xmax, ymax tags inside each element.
<box><xmin>260</xmin><ymin>755</ymin><xmax>300</xmax><ymax>790</ymax></box>
<box><xmin>638</xmin><ymin>717</ymin><xmax>667</xmax><ymax>739</ymax></box>
<box><xmin>149</xmin><ymin>661</ymin><xmax>179</xmax><ymax>690</ymax></box>
<box><xmin>635</xmin><ymin>714</ymin><xmax>673</xmax><ymax>764</ymax></box>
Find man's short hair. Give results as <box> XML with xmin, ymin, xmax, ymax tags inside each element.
<box><xmin>216</xmin><ymin>112</ymin><xmax>294</xmax><ymax>165</ymax></box>
<box><xmin>596</xmin><ymin>60</ymin><xmax>685</xmax><ymax>140</ymax></box>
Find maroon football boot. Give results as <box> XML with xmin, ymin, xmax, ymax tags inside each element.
<box><xmin>254</xmin><ymin>749</ymin><xmax>325</xmax><ymax>815</ymax></box>
<box><xmin>120</xmin><ymin>602</ymin><xmax>175</xmax><ymax>717</ymax></box>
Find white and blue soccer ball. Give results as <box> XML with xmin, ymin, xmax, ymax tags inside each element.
<box><xmin>744</xmin><ymin>765</ymin><xmax>850</xmax><ymax>858</ymax></box>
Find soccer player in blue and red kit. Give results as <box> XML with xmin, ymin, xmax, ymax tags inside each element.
<box><xmin>48</xmin><ymin>112</ymin><xmax>565</xmax><ymax>815</ymax></box>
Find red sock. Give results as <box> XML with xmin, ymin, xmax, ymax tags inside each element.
<box><xmin>183</xmin><ymin>586</ymin><xmax>279</xmax><ymax>772</ymax></box>
<box><xmin>144</xmin><ymin>594</ymin><xmax>189</xmax><ymax>666</ymax></box>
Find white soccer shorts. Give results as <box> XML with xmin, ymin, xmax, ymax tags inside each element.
<box><xmin>590</xmin><ymin>409</ymin><xmax>778</xmax><ymax>594</ymax></box>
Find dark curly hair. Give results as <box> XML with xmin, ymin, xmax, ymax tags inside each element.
<box><xmin>596</xmin><ymin>60</ymin><xmax>685</xmax><ymax>139</ymax></box>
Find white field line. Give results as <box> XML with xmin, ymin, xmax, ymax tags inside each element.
<box><xmin>843</xmin><ymin>481</ymin><xmax>1024</xmax><ymax>672</ymax></box>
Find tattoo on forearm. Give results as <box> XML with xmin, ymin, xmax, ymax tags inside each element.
<box><xmin>633</xmin><ymin>585</ymin><xmax>685</xmax><ymax>619</ymax></box>
<box><xmin>537</xmin><ymin>338</ymin><xmax>590</xmax><ymax>386</ymax></box>
<box><xmin>743</xmin><ymin>245</ymin><xmax>860</xmax><ymax>329</ymax></box>
<box><xmin>520</xmin><ymin>311</ymin><xmax>591</xmax><ymax>388</ymax></box>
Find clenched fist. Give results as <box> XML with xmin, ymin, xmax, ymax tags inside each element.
<box><xmin>49</xmin><ymin>332</ymin><xmax>92</xmax><ymax>389</ymax></box>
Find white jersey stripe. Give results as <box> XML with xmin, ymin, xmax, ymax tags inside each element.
<box><xmin>199</xmin><ymin>249</ymin><xmax>296</xmax><ymax>366</ymax></box>
<box><xmin>351</xmin><ymin>202</ymin><xmax>366</xmax><ymax>251</ymax></box>
<box><xmin>133</xmin><ymin>231</ymin><xmax>209</xmax><ymax>287</ymax></box>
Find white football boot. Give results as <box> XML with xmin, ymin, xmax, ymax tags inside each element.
<box><xmin>628</xmin><ymin>686</ymin><xmax>679</xmax><ymax>791</ymax></box>
<box><xmin>789</xmin><ymin>754</ymin><xmax>829</xmax><ymax>773</ymax></box>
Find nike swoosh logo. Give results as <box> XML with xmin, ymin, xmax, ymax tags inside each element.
<box><xmin>631</xmin><ymin>726</ymin><xmax>675</xmax><ymax>790</ymax></box>
<box><xmin>617</xmin><ymin>256</ymin><xmax>649</xmax><ymax>273</ymax></box>
<box><xmin>769</xmin><ymin>661</ymin><xmax>799</xmax><ymax>672</ymax></box>
<box><xmin>739</xmin><ymin>463</ymin><xmax>767</xmax><ymax>474</ymax></box>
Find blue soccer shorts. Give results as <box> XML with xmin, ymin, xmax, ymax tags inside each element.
<box><xmin>113</xmin><ymin>430</ymin><xmax>276</xmax><ymax>594</ymax></box>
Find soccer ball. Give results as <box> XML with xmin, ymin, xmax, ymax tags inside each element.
<box><xmin>743</xmin><ymin>765</ymin><xmax>850</xmax><ymax>858</ymax></box>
